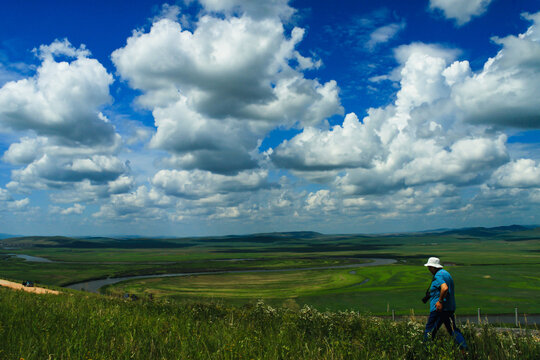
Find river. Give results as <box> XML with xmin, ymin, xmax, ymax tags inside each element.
<box><xmin>65</xmin><ymin>258</ymin><xmax>397</xmax><ymax>293</ymax></box>
<box><xmin>7</xmin><ymin>254</ymin><xmax>53</xmax><ymax>262</ymax></box>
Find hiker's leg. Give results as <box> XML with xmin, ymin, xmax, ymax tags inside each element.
<box><xmin>431</xmin><ymin>313</ymin><xmax>445</xmax><ymax>339</ymax></box>
<box><xmin>440</xmin><ymin>311</ymin><xmax>453</xmax><ymax>334</ymax></box>
<box><xmin>424</xmin><ymin>312</ymin><xmax>442</xmax><ymax>341</ymax></box>
<box><xmin>449</xmin><ymin>313</ymin><xmax>468</xmax><ymax>350</ymax></box>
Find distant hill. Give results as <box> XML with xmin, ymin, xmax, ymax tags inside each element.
<box><xmin>0</xmin><ymin>236</ymin><xmax>194</xmax><ymax>249</ymax></box>
<box><xmin>224</xmin><ymin>231</ymin><xmax>323</xmax><ymax>238</ymax></box>
<box><xmin>1</xmin><ymin>226</ymin><xmax>537</xmax><ymax>248</ymax></box>
<box><xmin>439</xmin><ymin>225</ymin><xmax>534</xmax><ymax>237</ymax></box>
<box><xmin>0</xmin><ymin>233</ymin><xmax>18</xmax><ymax>239</ymax></box>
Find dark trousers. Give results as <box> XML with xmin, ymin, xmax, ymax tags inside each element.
<box><xmin>424</xmin><ymin>311</ymin><xmax>467</xmax><ymax>349</ymax></box>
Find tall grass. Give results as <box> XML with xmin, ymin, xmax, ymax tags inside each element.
<box><xmin>0</xmin><ymin>288</ymin><xmax>538</xmax><ymax>359</ymax></box>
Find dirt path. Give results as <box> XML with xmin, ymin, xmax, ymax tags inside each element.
<box><xmin>0</xmin><ymin>279</ymin><xmax>59</xmax><ymax>295</ymax></box>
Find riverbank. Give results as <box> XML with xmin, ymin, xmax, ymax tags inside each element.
<box><xmin>64</xmin><ymin>258</ymin><xmax>397</xmax><ymax>292</ymax></box>
<box><xmin>0</xmin><ymin>279</ymin><xmax>59</xmax><ymax>295</ymax></box>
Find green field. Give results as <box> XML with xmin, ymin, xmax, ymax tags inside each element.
<box><xmin>1</xmin><ymin>287</ymin><xmax>538</xmax><ymax>360</ymax></box>
<box><xmin>1</xmin><ymin>226</ymin><xmax>539</xmax><ymax>315</ymax></box>
<box><xmin>102</xmin><ymin>263</ymin><xmax>540</xmax><ymax>315</ymax></box>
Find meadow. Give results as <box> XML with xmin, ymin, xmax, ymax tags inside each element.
<box><xmin>1</xmin><ymin>287</ymin><xmax>538</xmax><ymax>360</ymax></box>
<box><xmin>102</xmin><ymin>263</ymin><xmax>540</xmax><ymax>315</ymax></box>
<box><xmin>1</xmin><ymin>226</ymin><xmax>539</xmax><ymax>316</ymax></box>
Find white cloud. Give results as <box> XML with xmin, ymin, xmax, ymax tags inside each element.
<box><xmin>366</xmin><ymin>21</ymin><xmax>406</xmax><ymax>50</ymax></box>
<box><xmin>48</xmin><ymin>177</ymin><xmax>135</xmax><ymax>204</ymax></box>
<box><xmin>112</xmin><ymin>14</ymin><xmax>341</xmax><ymax>173</ymax></box>
<box><xmin>0</xmin><ymin>188</ymin><xmax>34</xmax><ymax>215</ymax></box>
<box><xmin>305</xmin><ymin>190</ymin><xmax>337</xmax><ymax>212</ymax></box>
<box><xmin>272</xmin><ymin>113</ymin><xmax>383</xmax><ymax>171</ymax></box>
<box><xmin>3</xmin><ymin>136</ymin><xmax>120</xmax><ymax>167</ymax></box>
<box><xmin>2</xmin><ymin>137</ymin><xmax>45</xmax><ymax>165</ymax></box>
<box><xmin>199</xmin><ymin>0</ymin><xmax>294</xmax><ymax>20</ymax></box>
<box><xmin>93</xmin><ymin>186</ymin><xmax>173</xmax><ymax>221</ymax></box>
<box><xmin>469</xmin><ymin>185</ymin><xmax>540</xmax><ymax>223</ymax></box>
<box><xmin>429</xmin><ymin>0</ymin><xmax>492</xmax><ymax>26</ymax></box>
<box><xmin>8</xmin><ymin>198</ymin><xmax>29</xmax><ymax>211</ymax></box>
<box><xmin>100</xmin><ymin>10</ymin><xmax>540</xmax><ymax>229</ymax></box>
<box><xmin>7</xmin><ymin>154</ymin><xmax>128</xmax><ymax>191</ymax></box>
<box><xmin>274</xmin><ymin>12</ymin><xmax>540</xmax><ymax>205</ymax></box>
<box><xmin>0</xmin><ymin>40</ymin><xmax>129</xmax><ymax>196</ymax></box>
<box><xmin>277</xmin><ymin>42</ymin><xmax>510</xmax><ymax>197</ymax></box>
<box><xmin>2</xmin><ymin>2</ymin><xmax>539</xmax><ymax>234</ymax></box>
<box><xmin>154</xmin><ymin>4</ymin><xmax>181</xmax><ymax>22</ymax></box>
<box><xmin>394</xmin><ymin>135</ymin><xmax>508</xmax><ymax>186</ymax></box>
<box><xmin>108</xmin><ymin>175</ymin><xmax>135</xmax><ymax>195</ymax></box>
<box><xmin>285</xmin><ymin>183</ymin><xmax>471</xmax><ymax>229</ymax></box>
<box><xmin>0</xmin><ymin>39</ymin><xmax>115</xmax><ymax>146</ymax></box>
<box><xmin>451</xmin><ymin>12</ymin><xmax>540</xmax><ymax>128</ymax></box>
<box><xmin>210</xmin><ymin>206</ymin><xmax>241</xmax><ymax>219</ymax></box>
<box><xmin>35</xmin><ymin>38</ymin><xmax>91</xmax><ymax>60</ymax></box>
<box><xmin>490</xmin><ymin>159</ymin><xmax>540</xmax><ymax>188</ymax></box>
<box><xmin>50</xmin><ymin>203</ymin><xmax>85</xmax><ymax>215</ymax></box>
<box><xmin>392</xmin><ymin>42</ymin><xmax>460</xmax><ymax>80</ymax></box>
<box><xmin>152</xmin><ymin>169</ymin><xmax>272</xmax><ymax>199</ymax></box>
<box><xmin>0</xmin><ymin>188</ymin><xmax>12</xmax><ymax>201</ymax></box>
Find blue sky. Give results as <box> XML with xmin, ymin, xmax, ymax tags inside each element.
<box><xmin>1</xmin><ymin>0</ymin><xmax>540</xmax><ymax>236</ymax></box>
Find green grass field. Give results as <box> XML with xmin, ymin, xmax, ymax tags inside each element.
<box><xmin>1</xmin><ymin>226</ymin><xmax>539</xmax><ymax>316</ymax></box>
<box><xmin>1</xmin><ymin>287</ymin><xmax>538</xmax><ymax>359</ymax></box>
<box><xmin>102</xmin><ymin>263</ymin><xmax>540</xmax><ymax>315</ymax></box>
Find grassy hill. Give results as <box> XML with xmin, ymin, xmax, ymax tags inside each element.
<box><xmin>0</xmin><ymin>287</ymin><xmax>538</xmax><ymax>359</ymax></box>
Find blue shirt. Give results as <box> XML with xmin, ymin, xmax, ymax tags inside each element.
<box><xmin>429</xmin><ymin>269</ymin><xmax>456</xmax><ymax>312</ymax></box>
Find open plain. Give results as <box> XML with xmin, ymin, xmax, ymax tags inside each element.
<box><xmin>2</xmin><ymin>226</ymin><xmax>539</xmax><ymax>316</ymax></box>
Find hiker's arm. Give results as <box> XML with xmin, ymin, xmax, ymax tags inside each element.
<box><xmin>435</xmin><ymin>283</ymin><xmax>448</xmax><ymax>311</ymax></box>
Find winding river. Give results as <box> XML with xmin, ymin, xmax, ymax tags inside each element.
<box><xmin>65</xmin><ymin>258</ymin><xmax>397</xmax><ymax>293</ymax></box>
<box><xmin>7</xmin><ymin>254</ymin><xmax>53</xmax><ymax>262</ymax></box>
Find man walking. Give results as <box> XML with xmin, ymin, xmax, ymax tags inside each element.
<box><xmin>423</xmin><ymin>257</ymin><xmax>467</xmax><ymax>350</ymax></box>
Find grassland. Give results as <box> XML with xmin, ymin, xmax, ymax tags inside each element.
<box><xmin>1</xmin><ymin>226</ymin><xmax>539</xmax><ymax>316</ymax></box>
<box><xmin>103</xmin><ymin>262</ymin><xmax>540</xmax><ymax>315</ymax></box>
<box><xmin>1</xmin><ymin>287</ymin><xmax>538</xmax><ymax>359</ymax></box>
<box><xmin>103</xmin><ymin>267</ymin><xmax>369</xmax><ymax>300</ymax></box>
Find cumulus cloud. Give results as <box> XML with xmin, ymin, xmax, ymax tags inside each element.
<box><xmin>112</xmin><ymin>12</ymin><xmax>341</xmax><ymax>174</ymax></box>
<box><xmin>275</xmin><ymin>40</ymin><xmax>514</xmax><ymax>198</ymax></box>
<box><xmin>274</xmin><ymin>11</ymin><xmax>540</xmax><ymax>205</ymax></box>
<box><xmin>152</xmin><ymin>169</ymin><xmax>272</xmax><ymax>199</ymax></box>
<box><xmin>467</xmin><ymin>185</ymin><xmax>540</xmax><ymax>225</ymax></box>
<box><xmin>490</xmin><ymin>159</ymin><xmax>540</xmax><ymax>188</ymax></box>
<box><xmin>0</xmin><ymin>39</ymin><xmax>115</xmax><ymax>146</ymax></box>
<box><xmin>100</xmin><ymin>9</ymin><xmax>540</xmax><ymax>228</ymax></box>
<box><xmin>199</xmin><ymin>0</ymin><xmax>295</xmax><ymax>20</ymax></box>
<box><xmin>271</xmin><ymin>113</ymin><xmax>383</xmax><ymax>171</ymax></box>
<box><xmin>2</xmin><ymin>2</ymin><xmax>538</xmax><ymax>233</ymax></box>
<box><xmin>50</xmin><ymin>203</ymin><xmax>85</xmax><ymax>215</ymax></box>
<box><xmin>93</xmin><ymin>186</ymin><xmax>173</xmax><ymax>221</ymax></box>
<box><xmin>305</xmin><ymin>190</ymin><xmax>337</xmax><ymax>212</ymax></box>
<box><xmin>48</xmin><ymin>176</ymin><xmax>135</xmax><ymax>204</ymax></box>
<box><xmin>452</xmin><ymin>12</ymin><xmax>540</xmax><ymax>128</ymax></box>
<box><xmin>0</xmin><ymin>188</ymin><xmax>31</xmax><ymax>214</ymax></box>
<box><xmin>0</xmin><ymin>40</ymin><xmax>129</xmax><ymax>196</ymax></box>
<box><xmin>429</xmin><ymin>0</ymin><xmax>492</xmax><ymax>26</ymax></box>
<box><xmin>7</xmin><ymin>153</ymin><xmax>128</xmax><ymax>191</ymax></box>
<box><xmin>108</xmin><ymin>175</ymin><xmax>135</xmax><ymax>194</ymax></box>
<box><xmin>8</xmin><ymin>198</ymin><xmax>30</xmax><ymax>211</ymax></box>
<box><xmin>295</xmin><ymin>182</ymin><xmax>474</xmax><ymax>230</ymax></box>
<box><xmin>0</xmin><ymin>188</ymin><xmax>12</xmax><ymax>201</ymax></box>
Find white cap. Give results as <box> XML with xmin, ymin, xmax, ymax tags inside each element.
<box><xmin>424</xmin><ymin>257</ymin><xmax>443</xmax><ymax>268</ymax></box>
